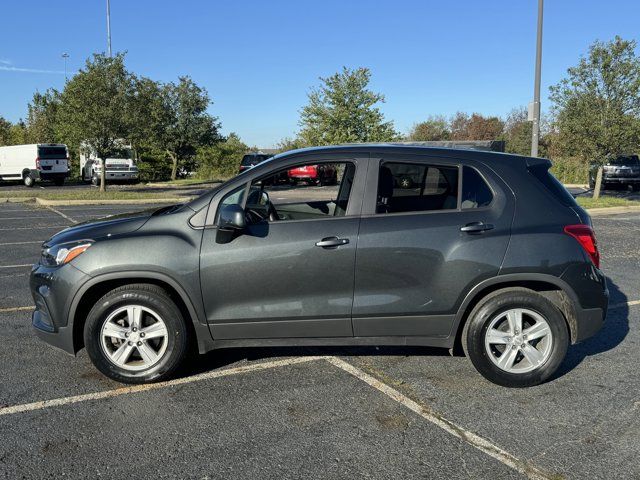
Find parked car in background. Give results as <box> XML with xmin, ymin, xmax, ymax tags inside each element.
<box><xmin>0</xmin><ymin>144</ymin><xmax>69</xmax><ymax>187</ymax></box>
<box><xmin>80</xmin><ymin>143</ymin><xmax>139</xmax><ymax>186</ymax></box>
<box><xmin>239</xmin><ymin>153</ymin><xmax>272</xmax><ymax>173</ymax></box>
<box><xmin>31</xmin><ymin>145</ymin><xmax>607</xmax><ymax>388</ymax></box>
<box><xmin>288</xmin><ymin>163</ymin><xmax>338</xmax><ymax>185</ymax></box>
<box><xmin>589</xmin><ymin>155</ymin><xmax>640</xmax><ymax>190</ymax></box>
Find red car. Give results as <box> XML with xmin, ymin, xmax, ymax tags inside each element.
<box><xmin>288</xmin><ymin>164</ymin><xmax>338</xmax><ymax>185</ymax></box>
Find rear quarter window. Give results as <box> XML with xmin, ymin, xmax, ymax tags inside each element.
<box><xmin>528</xmin><ymin>164</ymin><xmax>577</xmax><ymax>207</ymax></box>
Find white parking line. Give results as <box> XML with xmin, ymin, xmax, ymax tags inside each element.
<box><xmin>0</xmin><ymin>264</ymin><xmax>32</xmax><ymax>269</ymax></box>
<box><xmin>43</xmin><ymin>205</ymin><xmax>77</xmax><ymax>224</ymax></box>
<box><xmin>0</xmin><ymin>225</ymin><xmax>68</xmax><ymax>231</ymax></box>
<box><xmin>0</xmin><ymin>356</ymin><xmax>325</xmax><ymax>417</ymax></box>
<box><xmin>0</xmin><ymin>241</ymin><xmax>43</xmax><ymax>246</ymax></box>
<box><xmin>610</xmin><ymin>299</ymin><xmax>640</xmax><ymax>309</ymax></box>
<box><xmin>327</xmin><ymin>357</ymin><xmax>552</xmax><ymax>480</ymax></box>
<box><xmin>0</xmin><ymin>306</ymin><xmax>34</xmax><ymax>313</ymax></box>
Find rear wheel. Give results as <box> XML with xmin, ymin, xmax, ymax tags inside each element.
<box><xmin>91</xmin><ymin>173</ymin><xmax>99</xmax><ymax>186</ymax></box>
<box><xmin>463</xmin><ymin>288</ymin><xmax>569</xmax><ymax>388</ymax></box>
<box><xmin>23</xmin><ymin>172</ymin><xmax>35</xmax><ymax>187</ymax></box>
<box><xmin>84</xmin><ymin>284</ymin><xmax>190</xmax><ymax>384</ymax></box>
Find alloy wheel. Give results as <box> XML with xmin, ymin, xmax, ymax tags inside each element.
<box><xmin>484</xmin><ymin>308</ymin><xmax>553</xmax><ymax>374</ymax></box>
<box><xmin>100</xmin><ymin>305</ymin><xmax>169</xmax><ymax>371</ymax></box>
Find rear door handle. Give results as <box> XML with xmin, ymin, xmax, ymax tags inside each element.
<box><xmin>315</xmin><ymin>236</ymin><xmax>349</xmax><ymax>248</ymax></box>
<box><xmin>460</xmin><ymin>222</ymin><xmax>494</xmax><ymax>233</ymax></box>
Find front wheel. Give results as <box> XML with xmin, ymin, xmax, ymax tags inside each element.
<box><xmin>463</xmin><ymin>288</ymin><xmax>569</xmax><ymax>388</ymax></box>
<box><xmin>84</xmin><ymin>284</ymin><xmax>190</xmax><ymax>384</ymax></box>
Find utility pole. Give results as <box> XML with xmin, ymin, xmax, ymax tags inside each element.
<box><xmin>530</xmin><ymin>0</ymin><xmax>544</xmax><ymax>157</ymax></box>
<box><xmin>62</xmin><ymin>53</ymin><xmax>69</xmax><ymax>82</ymax></box>
<box><xmin>106</xmin><ymin>0</ymin><xmax>112</xmax><ymax>57</ymax></box>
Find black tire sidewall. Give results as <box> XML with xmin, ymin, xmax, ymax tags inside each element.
<box><xmin>84</xmin><ymin>287</ymin><xmax>188</xmax><ymax>383</ymax></box>
<box><xmin>466</xmin><ymin>291</ymin><xmax>569</xmax><ymax>388</ymax></box>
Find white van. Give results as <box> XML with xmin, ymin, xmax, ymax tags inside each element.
<box><xmin>0</xmin><ymin>144</ymin><xmax>69</xmax><ymax>187</ymax></box>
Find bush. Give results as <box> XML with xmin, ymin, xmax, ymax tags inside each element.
<box><xmin>195</xmin><ymin>133</ymin><xmax>248</xmax><ymax>179</ymax></box>
<box><xmin>549</xmin><ymin>157</ymin><xmax>589</xmax><ymax>184</ymax></box>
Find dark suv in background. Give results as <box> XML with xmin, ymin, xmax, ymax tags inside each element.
<box><xmin>590</xmin><ymin>154</ymin><xmax>640</xmax><ymax>190</ymax></box>
<box><xmin>30</xmin><ymin>145</ymin><xmax>608</xmax><ymax>388</ymax></box>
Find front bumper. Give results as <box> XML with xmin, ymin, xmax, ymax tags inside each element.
<box><xmin>602</xmin><ymin>176</ymin><xmax>640</xmax><ymax>184</ymax></box>
<box><xmin>30</xmin><ymin>263</ymin><xmax>89</xmax><ymax>355</ymax></box>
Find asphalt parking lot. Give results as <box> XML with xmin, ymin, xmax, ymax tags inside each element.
<box><xmin>0</xmin><ymin>201</ymin><xmax>638</xmax><ymax>479</ymax></box>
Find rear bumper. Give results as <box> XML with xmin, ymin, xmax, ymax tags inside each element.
<box><xmin>103</xmin><ymin>171</ymin><xmax>139</xmax><ymax>181</ymax></box>
<box><xmin>36</xmin><ymin>171</ymin><xmax>69</xmax><ymax>180</ymax></box>
<box><xmin>573</xmin><ymin>306</ymin><xmax>607</xmax><ymax>343</ymax></box>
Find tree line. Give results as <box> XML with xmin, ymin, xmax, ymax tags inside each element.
<box><xmin>1</xmin><ymin>36</ymin><xmax>639</xmax><ymax>186</ymax></box>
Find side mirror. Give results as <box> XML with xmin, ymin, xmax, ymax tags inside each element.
<box><xmin>218</xmin><ymin>204</ymin><xmax>245</xmax><ymax>231</ymax></box>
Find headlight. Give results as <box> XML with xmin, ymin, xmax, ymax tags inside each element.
<box><xmin>41</xmin><ymin>241</ymin><xmax>92</xmax><ymax>267</ymax></box>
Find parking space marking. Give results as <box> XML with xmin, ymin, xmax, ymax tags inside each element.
<box><xmin>0</xmin><ymin>225</ymin><xmax>69</xmax><ymax>231</ymax></box>
<box><xmin>0</xmin><ymin>241</ymin><xmax>42</xmax><ymax>246</ymax></box>
<box><xmin>43</xmin><ymin>205</ymin><xmax>78</xmax><ymax>224</ymax></box>
<box><xmin>0</xmin><ymin>264</ymin><xmax>32</xmax><ymax>269</ymax></box>
<box><xmin>0</xmin><ymin>306</ymin><xmax>33</xmax><ymax>313</ymax></box>
<box><xmin>610</xmin><ymin>299</ymin><xmax>640</xmax><ymax>309</ymax></box>
<box><xmin>0</xmin><ymin>356</ymin><xmax>326</xmax><ymax>417</ymax></box>
<box><xmin>0</xmin><ymin>216</ymin><xmax>59</xmax><ymax>220</ymax></box>
<box><xmin>327</xmin><ymin>357</ymin><xmax>551</xmax><ymax>480</ymax></box>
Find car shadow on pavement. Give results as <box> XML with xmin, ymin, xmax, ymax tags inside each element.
<box><xmin>554</xmin><ymin>276</ymin><xmax>629</xmax><ymax>379</ymax></box>
<box><xmin>182</xmin><ymin>277</ymin><xmax>629</xmax><ymax>382</ymax></box>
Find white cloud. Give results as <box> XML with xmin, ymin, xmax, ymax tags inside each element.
<box><xmin>0</xmin><ymin>65</ymin><xmax>64</xmax><ymax>74</ymax></box>
<box><xmin>0</xmin><ymin>59</ymin><xmax>12</xmax><ymax>65</ymax></box>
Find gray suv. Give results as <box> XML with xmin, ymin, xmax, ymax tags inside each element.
<box><xmin>30</xmin><ymin>145</ymin><xmax>608</xmax><ymax>387</ymax></box>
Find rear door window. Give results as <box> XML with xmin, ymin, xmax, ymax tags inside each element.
<box><xmin>38</xmin><ymin>146</ymin><xmax>67</xmax><ymax>159</ymax></box>
<box><xmin>377</xmin><ymin>162</ymin><xmax>459</xmax><ymax>214</ymax></box>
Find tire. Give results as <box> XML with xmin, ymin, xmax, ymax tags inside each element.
<box><xmin>91</xmin><ymin>174</ymin><xmax>99</xmax><ymax>187</ymax></box>
<box><xmin>83</xmin><ymin>284</ymin><xmax>190</xmax><ymax>384</ymax></box>
<box><xmin>23</xmin><ymin>172</ymin><xmax>35</xmax><ymax>188</ymax></box>
<box><xmin>588</xmin><ymin>176</ymin><xmax>595</xmax><ymax>189</ymax></box>
<box><xmin>462</xmin><ymin>288</ymin><xmax>569</xmax><ymax>388</ymax></box>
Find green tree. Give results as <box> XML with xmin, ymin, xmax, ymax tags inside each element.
<box><xmin>56</xmin><ymin>53</ymin><xmax>135</xmax><ymax>191</ymax></box>
<box><xmin>407</xmin><ymin>115</ymin><xmax>450</xmax><ymax>141</ymax></box>
<box><xmin>502</xmin><ymin>107</ymin><xmax>533</xmax><ymax>156</ymax></box>
<box><xmin>196</xmin><ymin>133</ymin><xmax>248</xmax><ymax>179</ymax></box>
<box><xmin>25</xmin><ymin>89</ymin><xmax>61</xmax><ymax>144</ymax></box>
<box><xmin>0</xmin><ymin>117</ymin><xmax>11</xmax><ymax>146</ymax></box>
<box><xmin>276</xmin><ymin>136</ymin><xmax>308</xmax><ymax>153</ymax></box>
<box><xmin>299</xmin><ymin>67</ymin><xmax>398</xmax><ymax>145</ymax></box>
<box><xmin>550</xmin><ymin>36</ymin><xmax>640</xmax><ymax>163</ymax></box>
<box><xmin>9</xmin><ymin>121</ymin><xmax>28</xmax><ymax>145</ymax></box>
<box><xmin>152</xmin><ymin>77</ymin><xmax>221</xmax><ymax>180</ymax></box>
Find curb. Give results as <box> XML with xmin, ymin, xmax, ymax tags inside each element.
<box><xmin>34</xmin><ymin>197</ymin><xmax>194</xmax><ymax>206</ymax></box>
<box><xmin>586</xmin><ymin>205</ymin><xmax>640</xmax><ymax>217</ymax></box>
<box><xmin>0</xmin><ymin>197</ymin><xmax>35</xmax><ymax>203</ymax></box>
<box><xmin>564</xmin><ymin>184</ymin><xmax>588</xmax><ymax>189</ymax></box>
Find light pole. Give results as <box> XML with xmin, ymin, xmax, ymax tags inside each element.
<box><xmin>530</xmin><ymin>0</ymin><xmax>544</xmax><ymax>157</ymax></box>
<box><xmin>106</xmin><ymin>0</ymin><xmax>112</xmax><ymax>57</ymax></box>
<box><xmin>62</xmin><ymin>53</ymin><xmax>69</xmax><ymax>82</ymax></box>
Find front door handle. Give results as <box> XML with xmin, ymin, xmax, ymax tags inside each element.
<box><xmin>315</xmin><ymin>236</ymin><xmax>349</xmax><ymax>248</ymax></box>
<box><xmin>460</xmin><ymin>222</ymin><xmax>494</xmax><ymax>234</ymax></box>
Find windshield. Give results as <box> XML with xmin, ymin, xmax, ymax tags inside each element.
<box><xmin>38</xmin><ymin>146</ymin><xmax>67</xmax><ymax>159</ymax></box>
<box><xmin>241</xmin><ymin>154</ymin><xmax>270</xmax><ymax>166</ymax></box>
<box><xmin>108</xmin><ymin>148</ymin><xmax>133</xmax><ymax>160</ymax></box>
<box><xmin>610</xmin><ymin>155</ymin><xmax>640</xmax><ymax>166</ymax></box>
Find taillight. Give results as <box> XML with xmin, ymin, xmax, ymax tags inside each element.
<box><xmin>35</xmin><ymin>157</ymin><xmax>41</xmax><ymax>170</ymax></box>
<box><xmin>564</xmin><ymin>224</ymin><xmax>600</xmax><ymax>268</ymax></box>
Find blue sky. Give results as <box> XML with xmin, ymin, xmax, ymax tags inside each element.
<box><xmin>1</xmin><ymin>0</ymin><xmax>638</xmax><ymax>147</ymax></box>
